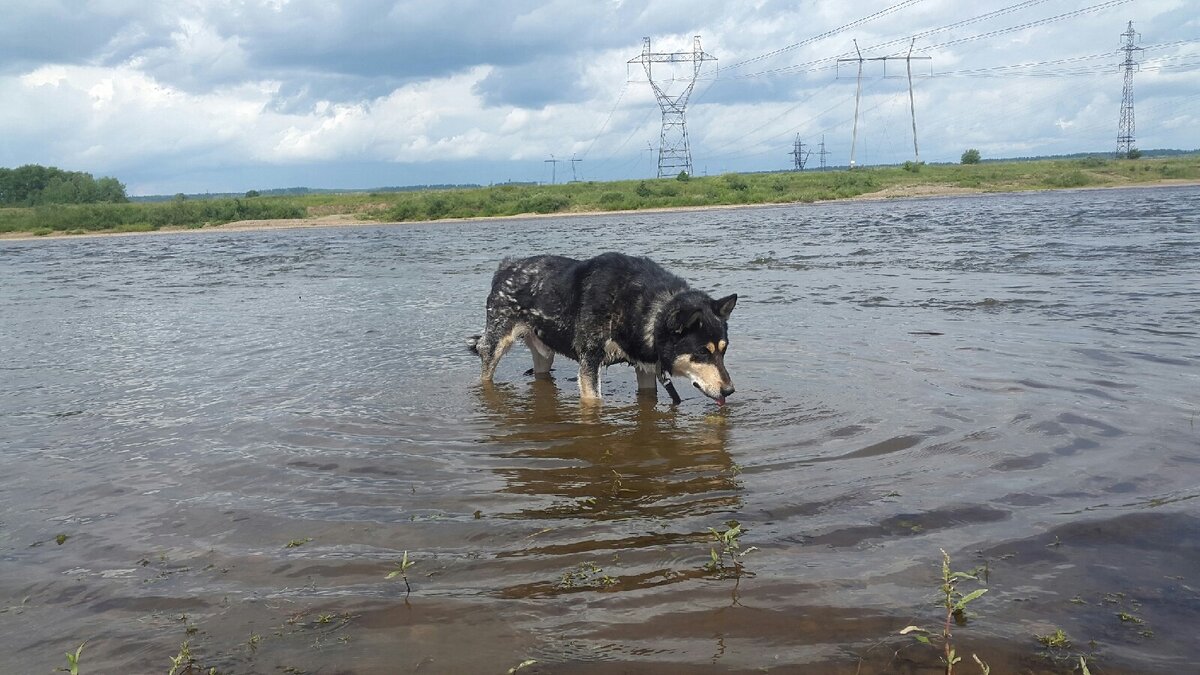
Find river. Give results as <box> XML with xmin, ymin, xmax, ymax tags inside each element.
<box><xmin>1</xmin><ymin>186</ymin><xmax>1198</xmax><ymax>673</ymax></box>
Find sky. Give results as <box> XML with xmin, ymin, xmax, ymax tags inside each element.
<box><xmin>1</xmin><ymin>0</ymin><xmax>1197</xmax><ymax>196</ymax></box>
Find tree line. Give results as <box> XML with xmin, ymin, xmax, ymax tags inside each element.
<box><xmin>0</xmin><ymin>164</ymin><xmax>127</xmax><ymax>206</ymax></box>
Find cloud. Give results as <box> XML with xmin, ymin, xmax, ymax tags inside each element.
<box><xmin>473</xmin><ymin>56</ymin><xmax>589</xmax><ymax>108</ymax></box>
<box><xmin>0</xmin><ymin>0</ymin><xmax>1197</xmax><ymax>194</ymax></box>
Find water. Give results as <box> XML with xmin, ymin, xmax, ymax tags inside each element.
<box><xmin>1</xmin><ymin>186</ymin><xmax>1198</xmax><ymax>673</ymax></box>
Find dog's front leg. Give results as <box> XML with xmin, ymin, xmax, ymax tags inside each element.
<box><xmin>577</xmin><ymin>355</ymin><xmax>603</xmax><ymax>401</ymax></box>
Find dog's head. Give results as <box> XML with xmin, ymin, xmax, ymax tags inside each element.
<box><xmin>659</xmin><ymin>291</ymin><xmax>738</xmax><ymax>404</ymax></box>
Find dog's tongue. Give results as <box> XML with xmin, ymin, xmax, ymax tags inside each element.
<box><xmin>716</xmin><ymin>396</ymin><xmax>726</xmax><ymax>406</ymax></box>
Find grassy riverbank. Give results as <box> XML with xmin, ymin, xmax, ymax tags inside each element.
<box><xmin>3</xmin><ymin>155</ymin><xmax>1198</xmax><ymax>237</ymax></box>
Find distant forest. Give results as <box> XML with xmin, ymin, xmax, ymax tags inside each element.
<box><xmin>0</xmin><ymin>164</ymin><xmax>128</xmax><ymax>206</ymax></box>
<box><xmin>131</xmin><ymin>183</ymin><xmax>486</xmax><ymax>202</ymax></box>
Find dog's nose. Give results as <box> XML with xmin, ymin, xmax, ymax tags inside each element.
<box><xmin>720</xmin><ymin>385</ymin><xmax>735</xmax><ymax>397</ymax></box>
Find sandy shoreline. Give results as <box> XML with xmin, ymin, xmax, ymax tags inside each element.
<box><xmin>4</xmin><ymin>179</ymin><xmax>1198</xmax><ymax>242</ymax></box>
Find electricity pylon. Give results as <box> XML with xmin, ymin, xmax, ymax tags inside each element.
<box><xmin>1116</xmin><ymin>20</ymin><xmax>1143</xmax><ymax>158</ymax></box>
<box><xmin>629</xmin><ymin>36</ymin><xmax>717</xmax><ymax>178</ymax></box>
<box><xmin>790</xmin><ymin>135</ymin><xmax>810</xmax><ymax>170</ymax></box>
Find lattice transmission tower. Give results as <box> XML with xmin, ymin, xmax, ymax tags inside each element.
<box><xmin>790</xmin><ymin>135</ymin><xmax>810</xmax><ymax>170</ymax></box>
<box><xmin>1116</xmin><ymin>20</ymin><xmax>1143</xmax><ymax>158</ymax></box>
<box><xmin>629</xmin><ymin>36</ymin><xmax>716</xmax><ymax>178</ymax></box>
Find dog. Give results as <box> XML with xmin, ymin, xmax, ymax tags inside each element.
<box><xmin>468</xmin><ymin>252</ymin><xmax>737</xmax><ymax>404</ymax></box>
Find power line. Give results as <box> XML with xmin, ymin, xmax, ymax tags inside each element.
<box><xmin>699</xmin><ymin>81</ymin><xmax>837</xmax><ymax>157</ymax></box>
<box><xmin>580</xmin><ymin>81</ymin><xmax>628</xmax><ymax>160</ymax></box>
<box><xmin>727</xmin><ymin>0</ymin><xmax>1126</xmax><ymax>81</ymax></box>
<box><xmin>724</xmin><ymin>0</ymin><xmax>928</xmax><ymax>71</ymax></box>
<box><xmin>692</xmin><ymin>0</ymin><xmax>933</xmax><ymax>106</ymax></box>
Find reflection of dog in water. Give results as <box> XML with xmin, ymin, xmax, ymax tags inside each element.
<box><xmin>468</xmin><ymin>252</ymin><xmax>738</xmax><ymax>404</ymax></box>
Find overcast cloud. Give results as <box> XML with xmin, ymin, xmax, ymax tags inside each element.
<box><xmin>1</xmin><ymin>0</ymin><xmax>1196</xmax><ymax>194</ymax></box>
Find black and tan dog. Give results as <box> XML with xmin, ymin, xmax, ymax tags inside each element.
<box><xmin>469</xmin><ymin>252</ymin><xmax>737</xmax><ymax>404</ymax></box>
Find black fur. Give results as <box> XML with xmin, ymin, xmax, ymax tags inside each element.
<box><xmin>472</xmin><ymin>252</ymin><xmax>737</xmax><ymax>402</ymax></box>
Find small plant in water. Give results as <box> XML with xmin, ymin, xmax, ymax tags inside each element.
<box><xmin>507</xmin><ymin>659</ymin><xmax>538</xmax><ymax>674</ymax></box>
<box><xmin>557</xmin><ymin>562</ymin><xmax>618</xmax><ymax>590</ymax></box>
<box><xmin>1036</xmin><ymin>628</ymin><xmax>1071</xmax><ymax>648</ymax></box>
<box><xmin>386</xmin><ymin>550</ymin><xmax>416</xmax><ymax>595</ymax></box>
<box><xmin>899</xmin><ymin>549</ymin><xmax>990</xmax><ymax>674</ymax></box>
<box><xmin>703</xmin><ymin>520</ymin><xmax>756</xmax><ymax>578</ymax></box>
<box><xmin>59</xmin><ymin>641</ymin><xmax>85</xmax><ymax>675</ymax></box>
<box><xmin>167</xmin><ymin>641</ymin><xmax>195</xmax><ymax>675</ymax></box>
<box><xmin>285</xmin><ymin>537</ymin><xmax>312</xmax><ymax>549</ymax></box>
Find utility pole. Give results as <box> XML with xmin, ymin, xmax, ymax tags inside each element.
<box><xmin>570</xmin><ymin>155</ymin><xmax>583</xmax><ymax>182</ymax></box>
<box><xmin>904</xmin><ymin>38</ymin><xmax>929</xmax><ymax>164</ymax></box>
<box><xmin>544</xmin><ymin>155</ymin><xmax>560</xmax><ymax>185</ymax></box>
<box><xmin>643</xmin><ymin>142</ymin><xmax>655</xmax><ymax>178</ymax></box>
<box><xmin>838</xmin><ymin>39</ymin><xmax>930</xmax><ymax>166</ymax></box>
<box><xmin>840</xmin><ymin>40</ymin><xmax>866</xmax><ymax>169</ymax></box>
<box><xmin>1117</xmin><ymin>20</ymin><xmax>1143</xmax><ymax>158</ymax></box>
<box><xmin>790</xmin><ymin>134</ymin><xmax>810</xmax><ymax>171</ymax></box>
<box><xmin>629</xmin><ymin>36</ymin><xmax>717</xmax><ymax>178</ymax></box>
<box><xmin>818</xmin><ymin>135</ymin><xmax>830</xmax><ymax>171</ymax></box>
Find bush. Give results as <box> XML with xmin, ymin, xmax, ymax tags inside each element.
<box><xmin>902</xmin><ymin>161</ymin><xmax>923</xmax><ymax>173</ymax></box>
<box><xmin>387</xmin><ymin>201</ymin><xmax>422</xmax><ymax>221</ymax></box>
<box><xmin>961</xmin><ymin>149</ymin><xmax>981</xmax><ymax>164</ymax></box>
<box><xmin>1043</xmin><ymin>170</ymin><xmax>1092</xmax><ymax>188</ymax></box>
<box><xmin>424</xmin><ymin>196</ymin><xmax>451</xmax><ymax>218</ymax></box>
<box><xmin>676</xmin><ymin>171</ymin><xmax>690</xmax><ymax>182</ymax></box>
<box><xmin>723</xmin><ymin>173</ymin><xmax>749</xmax><ymax>191</ymax></box>
<box><xmin>598</xmin><ymin>191</ymin><xmax>626</xmax><ymax>209</ymax></box>
<box><xmin>517</xmin><ymin>193</ymin><xmax>569</xmax><ymax>214</ymax></box>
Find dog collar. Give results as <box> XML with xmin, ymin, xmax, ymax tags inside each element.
<box><xmin>659</xmin><ymin>372</ymin><xmax>682</xmax><ymax>405</ymax></box>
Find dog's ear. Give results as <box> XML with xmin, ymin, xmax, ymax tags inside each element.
<box><xmin>714</xmin><ymin>294</ymin><xmax>738</xmax><ymax>320</ymax></box>
<box><xmin>668</xmin><ymin>308</ymin><xmax>704</xmax><ymax>334</ymax></box>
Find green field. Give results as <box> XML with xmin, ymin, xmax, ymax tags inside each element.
<box><xmin>3</xmin><ymin>155</ymin><xmax>1198</xmax><ymax>236</ymax></box>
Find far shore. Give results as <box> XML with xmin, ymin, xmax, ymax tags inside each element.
<box><xmin>4</xmin><ymin>178</ymin><xmax>1198</xmax><ymax>243</ymax></box>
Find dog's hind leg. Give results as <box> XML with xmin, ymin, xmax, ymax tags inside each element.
<box><xmin>524</xmin><ymin>332</ymin><xmax>555</xmax><ymax>376</ymax></box>
<box><xmin>635</xmin><ymin>365</ymin><xmax>659</xmax><ymax>393</ymax></box>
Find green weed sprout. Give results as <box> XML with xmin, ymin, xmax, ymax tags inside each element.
<box><xmin>900</xmin><ymin>549</ymin><xmax>990</xmax><ymax>674</ymax></box>
<box><xmin>386</xmin><ymin>550</ymin><xmax>416</xmax><ymax>595</ymax></box>
<box><xmin>59</xmin><ymin>641</ymin><xmax>85</xmax><ymax>675</ymax></box>
<box><xmin>703</xmin><ymin>520</ymin><xmax>757</xmax><ymax>578</ymax></box>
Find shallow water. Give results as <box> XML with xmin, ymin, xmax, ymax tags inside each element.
<box><xmin>1</xmin><ymin>186</ymin><xmax>1198</xmax><ymax>674</ymax></box>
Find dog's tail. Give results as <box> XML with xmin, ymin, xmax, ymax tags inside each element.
<box><xmin>466</xmin><ymin>335</ymin><xmax>482</xmax><ymax>355</ymax></box>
